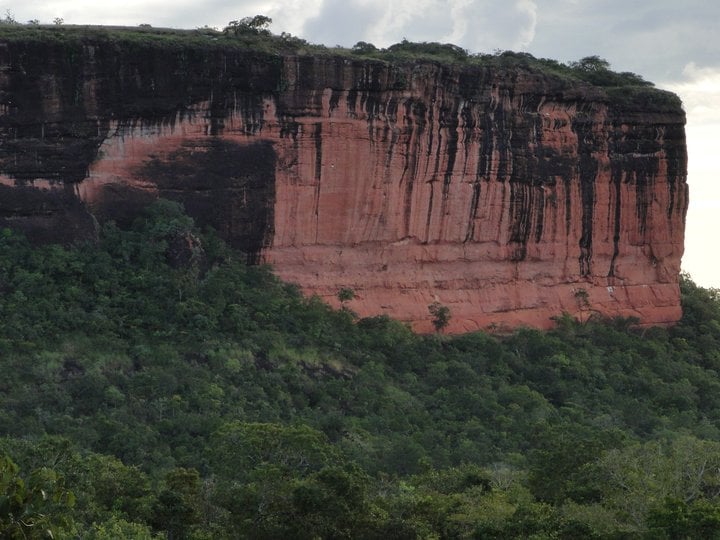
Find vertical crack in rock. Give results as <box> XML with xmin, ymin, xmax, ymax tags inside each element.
<box><xmin>534</xmin><ymin>187</ymin><xmax>545</xmax><ymax>244</ymax></box>
<box><xmin>561</xmin><ymin>169</ymin><xmax>573</xmax><ymax>240</ymax></box>
<box><xmin>573</xmin><ymin>112</ymin><xmax>598</xmax><ymax>277</ymax></box>
<box><xmin>401</xmin><ymin>100</ymin><xmax>425</xmax><ymax>237</ymax></box>
<box><xmin>609</xmin><ymin>163</ymin><xmax>622</xmax><ymax>277</ymax></box>
<box><xmin>425</xmin><ymin>182</ymin><xmax>435</xmax><ymax>243</ymax></box>
<box><xmin>346</xmin><ymin>89</ymin><xmax>358</xmax><ymax>118</ymax></box>
<box><xmin>665</xmin><ymin>123</ymin><xmax>687</xmax><ymax>219</ymax></box>
<box><xmin>386</xmin><ymin>97</ymin><xmax>398</xmax><ymax>123</ymax></box>
<box><xmin>478</xmin><ymin>114</ymin><xmax>494</xmax><ymax>179</ymax></box>
<box><xmin>607</xmin><ymin>122</ymin><xmax>623</xmax><ymax>278</ymax></box>
<box><xmin>384</xmin><ymin>123</ymin><xmax>398</xmax><ymax>181</ymax></box>
<box><xmin>635</xmin><ymin>166</ymin><xmax>650</xmax><ymax>236</ymax></box>
<box><xmin>460</xmin><ymin>102</ymin><xmax>477</xmax><ymax>243</ymax></box>
<box><xmin>495</xmin><ymin>107</ymin><xmax>509</xmax><ymax>182</ymax></box>
<box><xmin>379</xmin><ymin>122</ymin><xmax>399</xmax><ymax>226</ymax></box>
<box><xmin>509</xmin><ymin>182</ymin><xmax>530</xmax><ymax>260</ymax></box>
<box><xmin>440</xmin><ymin>101</ymin><xmax>460</xmax><ymax>239</ymax></box>
<box><xmin>461</xmin><ymin>102</ymin><xmax>475</xmax><ymax>151</ymax></box>
<box><xmin>437</xmin><ymin>103</ymin><xmax>458</xmax><ymax>200</ymax></box>
<box><xmin>427</xmin><ymin>119</ymin><xmax>444</xmax><ymax>241</ymax></box>
<box><xmin>314</xmin><ymin>122</ymin><xmax>322</xmax><ymax>243</ymax></box>
<box><xmin>464</xmin><ymin>180</ymin><xmax>481</xmax><ymax>243</ymax></box>
<box><xmin>424</xmin><ymin>93</ymin><xmax>435</xmax><ymax>178</ymax></box>
<box><xmin>329</xmin><ymin>89</ymin><xmax>341</xmax><ymax>113</ymax></box>
<box><xmin>577</xmin><ymin>153</ymin><xmax>597</xmax><ymax>276</ymax></box>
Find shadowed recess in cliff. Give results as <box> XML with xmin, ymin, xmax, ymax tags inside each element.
<box><xmin>0</xmin><ymin>121</ymin><xmax>108</xmax><ymax>184</ymax></box>
<box><xmin>0</xmin><ymin>39</ymin><xmax>109</xmax><ymax>183</ymax></box>
<box><xmin>113</xmin><ymin>139</ymin><xmax>277</xmax><ymax>263</ymax></box>
<box><xmin>0</xmin><ymin>37</ymin><xmax>283</xmax><ymax>185</ymax></box>
<box><xmin>0</xmin><ymin>184</ymin><xmax>97</xmax><ymax>244</ymax></box>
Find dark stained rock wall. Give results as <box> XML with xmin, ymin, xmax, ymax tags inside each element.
<box><xmin>0</xmin><ymin>34</ymin><xmax>688</xmax><ymax>331</ymax></box>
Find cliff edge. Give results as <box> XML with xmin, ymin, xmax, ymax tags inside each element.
<box><xmin>0</xmin><ymin>27</ymin><xmax>688</xmax><ymax>332</ymax></box>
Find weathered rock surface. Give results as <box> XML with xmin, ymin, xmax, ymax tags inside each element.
<box><xmin>0</xmin><ymin>35</ymin><xmax>688</xmax><ymax>331</ymax></box>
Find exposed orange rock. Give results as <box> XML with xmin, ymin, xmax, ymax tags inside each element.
<box><xmin>0</xmin><ymin>42</ymin><xmax>688</xmax><ymax>332</ymax></box>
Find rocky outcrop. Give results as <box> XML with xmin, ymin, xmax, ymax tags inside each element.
<box><xmin>0</xmin><ymin>33</ymin><xmax>688</xmax><ymax>332</ymax></box>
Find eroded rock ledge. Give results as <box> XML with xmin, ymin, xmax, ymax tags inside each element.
<box><xmin>0</xmin><ymin>35</ymin><xmax>688</xmax><ymax>332</ymax></box>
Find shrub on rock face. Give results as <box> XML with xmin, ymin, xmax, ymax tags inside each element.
<box><xmin>429</xmin><ymin>302</ymin><xmax>451</xmax><ymax>333</ymax></box>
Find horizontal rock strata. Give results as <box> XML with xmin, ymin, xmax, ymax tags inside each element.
<box><xmin>0</xmin><ymin>37</ymin><xmax>688</xmax><ymax>331</ymax></box>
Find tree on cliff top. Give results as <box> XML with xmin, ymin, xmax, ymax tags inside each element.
<box><xmin>223</xmin><ymin>15</ymin><xmax>272</xmax><ymax>36</ymax></box>
<box><xmin>569</xmin><ymin>55</ymin><xmax>611</xmax><ymax>72</ymax></box>
<box><xmin>568</xmin><ymin>55</ymin><xmax>653</xmax><ymax>87</ymax></box>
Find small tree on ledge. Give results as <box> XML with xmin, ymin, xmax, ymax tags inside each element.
<box><xmin>337</xmin><ymin>287</ymin><xmax>355</xmax><ymax>304</ymax></box>
<box><xmin>428</xmin><ymin>301</ymin><xmax>451</xmax><ymax>333</ymax></box>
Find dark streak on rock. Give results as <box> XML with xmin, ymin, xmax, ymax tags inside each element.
<box><xmin>573</xmin><ymin>114</ymin><xmax>598</xmax><ymax>276</ymax></box>
<box><xmin>508</xmin><ymin>183</ymin><xmax>530</xmax><ymax>261</ymax></box>
<box><xmin>402</xmin><ymin>100</ymin><xmax>426</xmax><ymax>236</ymax></box>
<box><xmin>664</xmin><ymin>123</ymin><xmax>688</xmax><ymax>219</ymax></box>
<box><xmin>495</xmin><ymin>107</ymin><xmax>508</xmax><ymax>182</ymax></box>
<box><xmin>131</xmin><ymin>139</ymin><xmax>276</xmax><ymax>263</ymax></box>
<box><xmin>534</xmin><ymin>188</ymin><xmax>545</xmax><ymax>243</ymax></box>
<box><xmin>313</xmin><ymin>122</ymin><xmax>322</xmax><ymax>242</ymax></box>
<box><xmin>425</xmin><ymin>181</ymin><xmax>435</xmax><ymax>243</ymax></box>
<box><xmin>346</xmin><ymin>89</ymin><xmax>358</xmax><ymax>117</ymax></box>
<box><xmin>577</xmin><ymin>152</ymin><xmax>597</xmax><ymax>276</ymax></box>
<box><xmin>425</xmin><ymin>99</ymin><xmax>435</xmax><ymax>178</ymax></box>
<box><xmin>0</xmin><ymin>183</ymin><xmax>97</xmax><ymax>244</ymax></box>
<box><xmin>609</xmin><ymin>163</ymin><xmax>622</xmax><ymax>277</ymax></box>
<box><xmin>464</xmin><ymin>181</ymin><xmax>481</xmax><ymax>243</ymax></box>
<box><xmin>442</xmin><ymin>103</ymin><xmax>459</xmax><ymax>203</ymax></box>
<box><xmin>478</xmin><ymin>114</ymin><xmax>494</xmax><ymax>179</ymax></box>
<box><xmin>329</xmin><ymin>90</ymin><xmax>341</xmax><ymax>113</ymax></box>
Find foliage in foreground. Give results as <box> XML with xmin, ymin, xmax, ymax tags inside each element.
<box><xmin>0</xmin><ymin>201</ymin><xmax>719</xmax><ymax>537</ymax></box>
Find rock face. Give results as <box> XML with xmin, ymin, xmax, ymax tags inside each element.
<box><xmin>0</xmin><ymin>34</ymin><xmax>688</xmax><ymax>332</ymax></box>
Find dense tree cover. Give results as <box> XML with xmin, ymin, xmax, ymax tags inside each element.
<box><xmin>1</xmin><ymin>201</ymin><xmax>720</xmax><ymax>537</ymax></box>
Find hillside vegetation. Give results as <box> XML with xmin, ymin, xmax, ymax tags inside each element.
<box><xmin>0</xmin><ymin>200</ymin><xmax>717</xmax><ymax>538</ymax></box>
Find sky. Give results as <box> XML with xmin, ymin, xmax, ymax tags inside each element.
<box><xmin>4</xmin><ymin>0</ymin><xmax>719</xmax><ymax>287</ymax></box>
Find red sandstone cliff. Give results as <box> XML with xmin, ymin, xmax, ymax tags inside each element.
<box><xmin>0</xmin><ymin>32</ymin><xmax>688</xmax><ymax>332</ymax></box>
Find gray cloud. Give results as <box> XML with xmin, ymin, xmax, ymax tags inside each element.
<box><xmin>293</xmin><ymin>0</ymin><xmax>719</xmax><ymax>83</ymax></box>
<box><xmin>301</xmin><ymin>0</ymin><xmax>384</xmax><ymax>48</ymax></box>
<box><xmin>528</xmin><ymin>0</ymin><xmax>720</xmax><ymax>82</ymax></box>
<box><xmin>300</xmin><ymin>0</ymin><xmax>536</xmax><ymax>52</ymax></box>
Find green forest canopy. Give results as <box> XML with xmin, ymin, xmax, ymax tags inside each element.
<box><xmin>0</xmin><ymin>200</ymin><xmax>718</xmax><ymax>538</ymax></box>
